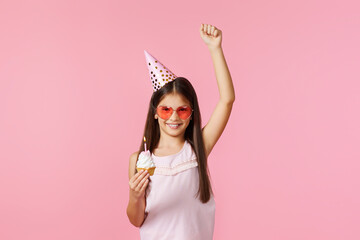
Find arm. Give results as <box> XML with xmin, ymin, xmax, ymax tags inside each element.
<box><xmin>126</xmin><ymin>152</ymin><xmax>150</xmax><ymax>227</ymax></box>
<box><xmin>199</xmin><ymin>24</ymin><xmax>235</xmax><ymax>157</ymax></box>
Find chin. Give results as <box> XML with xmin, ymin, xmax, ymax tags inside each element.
<box><xmin>160</xmin><ymin>125</ymin><xmax>186</xmax><ymax>137</ymax></box>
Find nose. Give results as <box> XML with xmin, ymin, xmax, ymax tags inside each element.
<box><xmin>169</xmin><ymin>109</ymin><xmax>180</xmax><ymax>121</ymax></box>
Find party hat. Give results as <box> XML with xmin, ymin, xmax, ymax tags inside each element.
<box><xmin>144</xmin><ymin>50</ymin><xmax>177</xmax><ymax>92</ymax></box>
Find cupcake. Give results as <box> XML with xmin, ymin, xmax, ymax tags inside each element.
<box><xmin>136</xmin><ymin>150</ymin><xmax>156</xmax><ymax>176</ymax></box>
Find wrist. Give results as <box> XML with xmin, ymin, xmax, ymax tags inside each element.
<box><xmin>129</xmin><ymin>193</ymin><xmax>144</xmax><ymax>203</ymax></box>
<box><xmin>208</xmin><ymin>45</ymin><xmax>222</xmax><ymax>53</ymax></box>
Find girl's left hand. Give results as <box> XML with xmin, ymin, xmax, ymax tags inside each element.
<box><xmin>199</xmin><ymin>23</ymin><xmax>222</xmax><ymax>49</ymax></box>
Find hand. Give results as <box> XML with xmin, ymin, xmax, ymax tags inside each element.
<box><xmin>199</xmin><ymin>23</ymin><xmax>222</xmax><ymax>50</ymax></box>
<box><xmin>128</xmin><ymin>170</ymin><xmax>150</xmax><ymax>200</ymax></box>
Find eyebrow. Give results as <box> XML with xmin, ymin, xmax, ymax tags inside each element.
<box><xmin>158</xmin><ymin>105</ymin><xmax>189</xmax><ymax>107</ymax></box>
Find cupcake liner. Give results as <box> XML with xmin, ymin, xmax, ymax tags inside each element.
<box><xmin>137</xmin><ymin>167</ymin><xmax>156</xmax><ymax>176</ymax></box>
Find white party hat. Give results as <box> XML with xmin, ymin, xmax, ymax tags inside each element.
<box><xmin>144</xmin><ymin>50</ymin><xmax>177</xmax><ymax>92</ymax></box>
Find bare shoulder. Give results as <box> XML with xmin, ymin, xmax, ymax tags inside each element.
<box><xmin>128</xmin><ymin>151</ymin><xmax>140</xmax><ymax>180</ymax></box>
<box><xmin>130</xmin><ymin>151</ymin><xmax>139</xmax><ymax>160</ymax></box>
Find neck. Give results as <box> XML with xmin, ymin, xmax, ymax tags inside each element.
<box><xmin>158</xmin><ymin>135</ymin><xmax>186</xmax><ymax>148</ymax></box>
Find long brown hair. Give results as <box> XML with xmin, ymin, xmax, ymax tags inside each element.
<box><xmin>137</xmin><ymin>77</ymin><xmax>213</xmax><ymax>203</ymax></box>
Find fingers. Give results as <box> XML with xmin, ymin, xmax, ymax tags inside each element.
<box><xmin>129</xmin><ymin>170</ymin><xmax>142</xmax><ymax>185</ymax></box>
<box><xmin>133</xmin><ymin>170</ymin><xmax>149</xmax><ymax>185</ymax></box>
<box><xmin>207</xmin><ymin>25</ymin><xmax>212</xmax><ymax>34</ymax></box>
<box><xmin>200</xmin><ymin>24</ymin><xmax>205</xmax><ymax>36</ymax></box>
<box><xmin>210</xmin><ymin>26</ymin><xmax>215</xmax><ymax>35</ymax></box>
<box><xmin>140</xmin><ymin>178</ymin><xmax>149</xmax><ymax>192</ymax></box>
<box><xmin>135</xmin><ymin>173</ymin><xmax>149</xmax><ymax>191</ymax></box>
<box><xmin>206</xmin><ymin>24</ymin><xmax>211</xmax><ymax>34</ymax></box>
<box><xmin>200</xmin><ymin>23</ymin><xmax>219</xmax><ymax>37</ymax></box>
<box><xmin>129</xmin><ymin>170</ymin><xmax>150</xmax><ymax>190</ymax></box>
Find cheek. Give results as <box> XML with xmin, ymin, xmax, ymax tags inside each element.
<box><xmin>157</xmin><ymin>118</ymin><xmax>166</xmax><ymax>125</ymax></box>
<box><xmin>183</xmin><ymin>120</ymin><xmax>191</xmax><ymax>128</ymax></box>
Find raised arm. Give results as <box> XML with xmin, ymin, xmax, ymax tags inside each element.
<box><xmin>199</xmin><ymin>24</ymin><xmax>235</xmax><ymax>157</ymax></box>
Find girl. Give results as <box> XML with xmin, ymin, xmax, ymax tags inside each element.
<box><xmin>127</xmin><ymin>23</ymin><xmax>235</xmax><ymax>239</ymax></box>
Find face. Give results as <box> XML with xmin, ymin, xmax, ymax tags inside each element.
<box><xmin>155</xmin><ymin>93</ymin><xmax>192</xmax><ymax>139</ymax></box>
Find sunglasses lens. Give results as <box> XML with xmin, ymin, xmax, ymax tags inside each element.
<box><xmin>157</xmin><ymin>106</ymin><xmax>173</xmax><ymax>120</ymax></box>
<box><xmin>177</xmin><ymin>107</ymin><xmax>192</xmax><ymax>120</ymax></box>
<box><xmin>156</xmin><ymin>106</ymin><xmax>193</xmax><ymax>120</ymax></box>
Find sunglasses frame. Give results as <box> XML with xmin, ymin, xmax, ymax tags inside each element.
<box><xmin>156</xmin><ymin>105</ymin><xmax>194</xmax><ymax>120</ymax></box>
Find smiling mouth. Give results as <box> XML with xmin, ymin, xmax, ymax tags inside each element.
<box><xmin>166</xmin><ymin>123</ymin><xmax>182</xmax><ymax>129</ymax></box>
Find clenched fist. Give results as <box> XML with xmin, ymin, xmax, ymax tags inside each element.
<box><xmin>200</xmin><ymin>23</ymin><xmax>222</xmax><ymax>49</ymax></box>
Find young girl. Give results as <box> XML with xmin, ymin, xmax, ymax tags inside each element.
<box><xmin>127</xmin><ymin>23</ymin><xmax>235</xmax><ymax>239</ymax></box>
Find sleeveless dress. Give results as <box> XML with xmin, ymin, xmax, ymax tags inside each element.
<box><xmin>139</xmin><ymin>140</ymin><xmax>216</xmax><ymax>240</ymax></box>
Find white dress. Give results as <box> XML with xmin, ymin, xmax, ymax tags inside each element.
<box><xmin>139</xmin><ymin>140</ymin><xmax>216</xmax><ymax>240</ymax></box>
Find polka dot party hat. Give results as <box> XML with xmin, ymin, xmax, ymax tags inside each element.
<box><xmin>144</xmin><ymin>50</ymin><xmax>177</xmax><ymax>92</ymax></box>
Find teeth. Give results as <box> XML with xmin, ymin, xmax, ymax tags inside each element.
<box><xmin>167</xmin><ymin>124</ymin><xmax>180</xmax><ymax>128</ymax></box>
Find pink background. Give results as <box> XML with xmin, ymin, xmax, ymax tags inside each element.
<box><xmin>1</xmin><ymin>0</ymin><xmax>359</xmax><ymax>239</ymax></box>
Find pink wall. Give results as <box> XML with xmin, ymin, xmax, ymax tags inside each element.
<box><xmin>1</xmin><ymin>0</ymin><xmax>359</xmax><ymax>239</ymax></box>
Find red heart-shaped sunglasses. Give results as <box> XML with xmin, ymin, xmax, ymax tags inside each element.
<box><xmin>156</xmin><ymin>106</ymin><xmax>193</xmax><ymax>120</ymax></box>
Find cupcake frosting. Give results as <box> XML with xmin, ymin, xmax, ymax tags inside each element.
<box><xmin>137</xmin><ymin>150</ymin><xmax>156</xmax><ymax>168</ymax></box>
